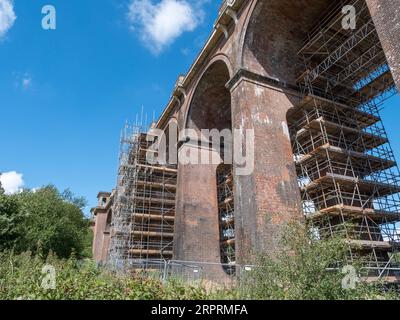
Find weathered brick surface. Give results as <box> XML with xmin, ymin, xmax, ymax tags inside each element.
<box><xmin>173</xmin><ymin>59</ymin><xmax>231</xmax><ymax>278</ymax></box>
<box><xmin>174</xmin><ymin>145</ymin><xmax>229</xmax><ymax>279</ymax></box>
<box><xmin>90</xmin><ymin>0</ymin><xmax>400</xmax><ymax>278</ymax></box>
<box><xmin>159</xmin><ymin>0</ymin><xmax>399</xmax><ymax>275</ymax></box>
<box><xmin>366</xmin><ymin>0</ymin><xmax>400</xmax><ymax>90</ymax></box>
<box><xmin>168</xmin><ymin>0</ymin><xmax>336</xmax><ymax>269</ymax></box>
<box><xmin>241</xmin><ymin>0</ymin><xmax>329</xmax><ymax>84</ymax></box>
<box><xmin>229</xmin><ymin>76</ymin><xmax>303</xmax><ymax>262</ymax></box>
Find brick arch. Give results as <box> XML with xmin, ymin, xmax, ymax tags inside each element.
<box><xmin>238</xmin><ymin>0</ymin><xmax>331</xmax><ymax>85</ymax></box>
<box><xmin>184</xmin><ymin>57</ymin><xmax>233</xmax><ymax>132</ymax></box>
<box><xmin>174</xmin><ymin>58</ymin><xmax>234</xmax><ymax>277</ymax></box>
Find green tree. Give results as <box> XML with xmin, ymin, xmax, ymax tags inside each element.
<box><xmin>0</xmin><ymin>186</ymin><xmax>92</xmax><ymax>258</ymax></box>
<box><xmin>0</xmin><ymin>193</ymin><xmax>23</xmax><ymax>251</ymax></box>
<box><xmin>0</xmin><ymin>179</ymin><xmax>5</xmax><ymax>195</ymax></box>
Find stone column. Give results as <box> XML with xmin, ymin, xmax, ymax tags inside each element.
<box><xmin>366</xmin><ymin>0</ymin><xmax>400</xmax><ymax>90</ymax></box>
<box><xmin>228</xmin><ymin>70</ymin><xmax>303</xmax><ymax>264</ymax></box>
<box><xmin>173</xmin><ymin>142</ymin><xmax>229</xmax><ymax>279</ymax></box>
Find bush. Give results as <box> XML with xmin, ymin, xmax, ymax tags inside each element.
<box><xmin>238</xmin><ymin>222</ymin><xmax>399</xmax><ymax>300</ymax></box>
<box><xmin>1</xmin><ymin>223</ymin><xmax>398</xmax><ymax>300</ymax></box>
<box><xmin>0</xmin><ymin>251</ymin><xmax>210</xmax><ymax>300</ymax></box>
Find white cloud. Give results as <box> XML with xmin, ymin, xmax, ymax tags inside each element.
<box><xmin>0</xmin><ymin>0</ymin><xmax>16</xmax><ymax>39</ymax></box>
<box><xmin>128</xmin><ymin>0</ymin><xmax>204</xmax><ymax>54</ymax></box>
<box><xmin>0</xmin><ymin>171</ymin><xmax>24</xmax><ymax>195</ymax></box>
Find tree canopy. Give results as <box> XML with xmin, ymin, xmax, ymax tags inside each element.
<box><xmin>0</xmin><ymin>186</ymin><xmax>92</xmax><ymax>258</ymax></box>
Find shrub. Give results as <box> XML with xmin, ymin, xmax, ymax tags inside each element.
<box><xmin>0</xmin><ymin>251</ymin><xmax>210</xmax><ymax>300</ymax></box>
<box><xmin>238</xmin><ymin>222</ymin><xmax>399</xmax><ymax>300</ymax></box>
<box><xmin>1</xmin><ymin>223</ymin><xmax>398</xmax><ymax>300</ymax></box>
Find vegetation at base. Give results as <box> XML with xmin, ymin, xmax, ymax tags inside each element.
<box><xmin>238</xmin><ymin>223</ymin><xmax>399</xmax><ymax>300</ymax></box>
<box><xmin>0</xmin><ymin>251</ymin><xmax>210</xmax><ymax>300</ymax></box>
<box><xmin>0</xmin><ymin>181</ymin><xmax>399</xmax><ymax>300</ymax></box>
<box><xmin>0</xmin><ymin>223</ymin><xmax>398</xmax><ymax>300</ymax></box>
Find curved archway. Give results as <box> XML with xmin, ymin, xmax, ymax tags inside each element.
<box><xmin>240</xmin><ymin>0</ymin><xmax>331</xmax><ymax>84</ymax></box>
<box><xmin>186</xmin><ymin>59</ymin><xmax>232</xmax><ymax>133</ymax></box>
<box><xmin>174</xmin><ymin>60</ymin><xmax>234</xmax><ymax>277</ymax></box>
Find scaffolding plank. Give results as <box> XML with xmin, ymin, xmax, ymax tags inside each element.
<box><xmin>295</xmin><ymin>117</ymin><xmax>388</xmax><ymax>150</ymax></box>
<box><xmin>306</xmin><ymin>204</ymin><xmax>400</xmax><ymax>223</ymax></box>
<box><xmin>296</xmin><ymin>94</ymin><xmax>380</xmax><ymax>126</ymax></box>
<box><xmin>301</xmin><ymin>172</ymin><xmax>400</xmax><ymax>196</ymax></box>
<box><xmin>133</xmin><ymin>196</ymin><xmax>176</xmax><ymax>205</ymax></box>
<box><xmin>221</xmin><ymin>239</ymin><xmax>235</xmax><ymax>246</ymax></box>
<box><xmin>129</xmin><ymin>249</ymin><xmax>173</xmax><ymax>256</ymax></box>
<box><xmin>131</xmin><ymin>213</ymin><xmax>175</xmax><ymax>221</ymax></box>
<box><xmin>296</xmin><ymin>143</ymin><xmax>396</xmax><ymax>172</ymax></box>
<box><xmin>347</xmin><ymin>239</ymin><xmax>400</xmax><ymax>250</ymax></box>
<box><xmin>132</xmin><ymin>230</ymin><xmax>174</xmax><ymax>238</ymax></box>
<box><xmin>136</xmin><ymin>180</ymin><xmax>176</xmax><ymax>190</ymax></box>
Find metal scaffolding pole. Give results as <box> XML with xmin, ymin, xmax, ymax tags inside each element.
<box><xmin>108</xmin><ymin>121</ymin><xmax>177</xmax><ymax>271</ymax></box>
<box><xmin>289</xmin><ymin>0</ymin><xmax>400</xmax><ymax>281</ymax></box>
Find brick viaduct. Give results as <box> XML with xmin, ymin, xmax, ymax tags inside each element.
<box><xmin>92</xmin><ymin>0</ymin><xmax>400</xmax><ymax>277</ymax></box>
<box><xmin>156</xmin><ymin>0</ymin><xmax>400</xmax><ymax>268</ymax></box>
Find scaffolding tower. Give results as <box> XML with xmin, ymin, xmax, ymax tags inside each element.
<box><xmin>109</xmin><ymin>122</ymin><xmax>177</xmax><ymax>270</ymax></box>
<box><xmin>289</xmin><ymin>0</ymin><xmax>400</xmax><ymax>279</ymax></box>
<box><xmin>217</xmin><ymin>165</ymin><xmax>235</xmax><ymax>275</ymax></box>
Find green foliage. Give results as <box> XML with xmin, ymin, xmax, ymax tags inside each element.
<box><xmin>0</xmin><ymin>211</ymin><xmax>398</xmax><ymax>300</ymax></box>
<box><xmin>0</xmin><ymin>180</ymin><xmax>5</xmax><ymax>195</ymax></box>
<box><xmin>0</xmin><ymin>186</ymin><xmax>92</xmax><ymax>258</ymax></box>
<box><xmin>1</xmin><ymin>222</ymin><xmax>400</xmax><ymax>300</ymax></box>
<box><xmin>238</xmin><ymin>222</ymin><xmax>399</xmax><ymax>300</ymax></box>
<box><xmin>0</xmin><ymin>193</ymin><xmax>22</xmax><ymax>250</ymax></box>
<box><xmin>0</xmin><ymin>251</ymin><xmax>209</xmax><ymax>300</ymax></box>
<box><xmin>2</xmin><ymin>241</ymin><xmax>397</xmax><ymax>300</ymax></box>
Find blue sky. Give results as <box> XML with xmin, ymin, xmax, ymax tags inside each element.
<box><xmin>0</xmin><ymin>0</ymin><xmax>399</xmax><ymax>216</ymax></box>
<box><xmin>0</xmin><ymin>0</ymin><xmax>219</xmax><ymax>214</ymax></box>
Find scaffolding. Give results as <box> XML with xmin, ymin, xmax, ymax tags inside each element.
<box><xmin>217</xmin><ymin>165</ymin><xmax>235</xmax><ymax>275</ymax></box>
<box><xmin>109</xmin><ymin>122</ymin><xmax>177</xmax><ymax>270</ymax></box>
<box><xmin>289</xmin><ymin>0</ymin><xmax>400</xmax><ymax>279</ymax></box>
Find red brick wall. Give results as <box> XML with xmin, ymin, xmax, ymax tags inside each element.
<box><xmin>366</xmin><ymin>0</ymin><xmax>400</xmax><ymax>90</ymax></box>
